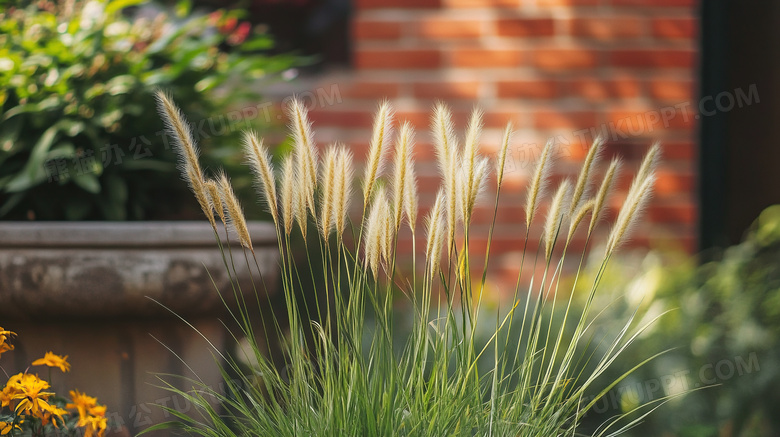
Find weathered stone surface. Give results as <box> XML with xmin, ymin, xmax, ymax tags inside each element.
<box><xmin>0</xmin><ymin>221</ymin><xmax>279</xmax><ymax>319</ymax></box>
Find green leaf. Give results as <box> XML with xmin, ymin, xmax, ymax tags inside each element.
<box><xmin>72</xmin><ymin>172</ymin><xmax>101</xmax><ymax>194</ymax></box>
<box><xmin>105</xmin><ymin>0</ymin><xmax>145</xmax><ymax>15</ymax></box>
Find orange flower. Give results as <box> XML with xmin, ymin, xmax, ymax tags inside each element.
<box><xmin>5</xmin><ymin>373</ymin><xmax>62</xmax><ymax>421</ymax></box>
<box><xmin>0</xmin><ymin>420</ymin><xmax>21</xmax><ymax>436</ymax></box>
<box><xmin>0</xmin><ymin>327</ymin><xmax>15</xmax><ymax>359</ymax></box>
<box><xmin>32</xmin><ymin>351</ymin><xmax>71</xmax><ymax>373</ymax></box>
<box><xmin>69</xmin><ymin>391</ymin><xmax>107</xmax><ymax>437</ymax></box>
<box><xmin>67</xmin><ymin>390</ymin><xmax>99</xmax><ymax>420</ymax></box>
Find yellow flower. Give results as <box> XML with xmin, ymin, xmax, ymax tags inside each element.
<box><xmin>32</xmin><ymin>351</ymin><xmax>71</xmax><ymax>373</ymax></box>
<box><xmin>0</xmin><ymin>327</ymin><xmax>16</xmax><ymax>359</ymax></box>
<box><xmin>7</xmin><ymin>373</ymin><xmax>57</xmax><ymax>420</ymax></box>
<box><xmin>0</xmin><ymin>421</ymin><xmax>21</xmax><ymax>436</ymax></box>
<box><xmin>67</xmin><ymin>389</ymin><xmax>99</xmax><ymax>420</ymax></box>
<box><xmin>68</xmin><ymin>390</ymin><xmax>108</xmax><ymax>437</ymax></box>
<box><xmin>42</xmin><ymin>405</ymin><xmax>69</xmax><ymax>428</ymax></box>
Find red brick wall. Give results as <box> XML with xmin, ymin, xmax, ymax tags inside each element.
<box><xmin>302</xmin><ymin>0</ymin><xmax>698</xmax><ymax>289</ymax></box>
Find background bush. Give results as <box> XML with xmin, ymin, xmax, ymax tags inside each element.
<box><xmin>0</xmin><ymin>0</ymin><xmax>295</xmax><ymax>220</ymax></box>
<box><xmin>575</xmin><ymin>205</ymin><xmax>780</xmax><ymax>437</ymax></box>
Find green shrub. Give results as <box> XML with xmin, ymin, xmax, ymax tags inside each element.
<box><xmin>575</xmin><ymin>206</ymin><xmax>780</xmax><ymax>436</ymax></box>
<box><xmin>0</xmin><ymin>0</ymin><xmax>295</xmax><ymax>220</ymax></box>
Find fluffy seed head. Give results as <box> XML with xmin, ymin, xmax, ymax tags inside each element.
<box><xmin>364</xmin><ymin>187</ymin><xmax>391</xmax><ymax>278</ymax></box>
<box><xmin>403</xmin><ymin>157</ymin><xmax>419</xmax><ymax>233</ymax></box>
<box><xmin>333</xmin><ymin>148</ymin><xmax>354</xmax><ymax>236</ymax></box>
<box><xmin>392</xmin><ymin>122</ymin><xmax>414</xmax><ymax>230</ymax></box>
<box><xmin>217</xmin><ymin>172</ymin><xmax>253</xmax><ymax>252</ymax></box>
<box><xmin>567</xmin><ymin>199</ymin><xmax>595</xmax><ymax>245</ymax></box>
<box><xmin>526</xmin><ymin>140</ymin><xmax>555</xmax><ymax>230</ymax></box>
<box><xmin>425</xmin><ymin>190</ymin><xmax>446</xmax><ymax>280</ymax></box>
<box><xmin>187</xmin><ymin>167</ymin><xmax>216</xmax><ymax>231</ymax></box>
<box><xmin>543</xmin><ymin>179</ymin><xmax>572</xmax><ymax>260</ymax></box>
<box><xmin>319</xmin><ymin>146</ymin><xmax>338</xmax><ymax>239</ymax></box>
<box><xmin>627</xmin><ymin>142</ymin><xmax>661</xmax><ymax>205</ymax></box>
<box><xmin>205</xmin><ymin>179</ymin><xmax>226</xmax><ymax>224</ymax></box>
<box><xmin>155</xmin><ymin>91</ymin><xmax>203</xmax><ymax>183</ymax></box>
<box><xmin>363</xmin><ymin>100</ymin><xmax>394</xmax><ymax>210</ymax></box>
<box><xmin>431</xmin><ymin>103</ymin><xmax>460</xmax><ymax>259</ymax></box>
<box><xmin>243</xmin><ymin>131</ymin><xmax>278</xmax><ymax>225</ymax></box>
<box><xmin>286</xmin><ymin>97</ymin><xmax>317</xmax><ymax>216</ymax></box>
<box><xmin>496</xmin><ymin>122</ymin><xmax>513</xmax><ymax>188</ymax></box>
<box><xmin>589</xmin><ymin>158</ymin><xmax>621</xmax><ymax>235</ymax></box>
<box><xmin>280</xmin><ymin>155</ymin><xmax>296</xmax><ymax>235</ymax></box>
<box><xmin>569</xmin><ymin>137</ymin><xmax>603</xmax><ymax>216</ymax></box>
<box><xmin>606</xmin><ymin>175</ymin><xmax>655</xmax><ymax>254</ymax></box>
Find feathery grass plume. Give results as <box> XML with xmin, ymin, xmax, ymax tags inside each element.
<box><xmin>319</xmin><ymin>146</ymin><xmax>338</xmax><ymax>239</ymax></box>
<box><xmin>286</xmin><ymin>97</ymin><xmax>318</xmax><ymax>215</ymax></box>
<box><xmin>392</xmin><ymin>122</ymin><xmax>414</xmax><ymax>230</ymax></box>
<box><xmin>463</xmin><ymin>107</ymin><xmax>483</xmax><ymax>190</ymax></box>
<box><xmin>294</xmin><ymin>179</ymin><xmax>309</xmax><ymax>241</ymax></box>
<box><xmin>364</xmin><ymin>187</ymin><xmax>390</xmax><ymax>278</ymax></box>
<box><xmin>243</xmin><ymin>131</ymin><xmax>278</xmax><ymax>225</ymax></box>
<box><xmin>156</xmin><ymin>92</ymin><xmax>214</xmax><ymax>229</ymax></box>
<box><xmin>205</xmin><ymin>179</ymin><xmax>226</xmax><ymax>224</ymax></box>
<box><xmin>589</xmin><ymin>158</ymin><xmax>621</xmax><ymax>235</ymax></box>
<box><xmin>631</xmin><ymin>142</ymin><xmax>661</xmax><ymax>198</ymax></box>
<box><xmin>187</xmin><ymin>166</ymin><xmax>217</xmax><ymax>231</ymax></box>
<box><xmin>495</xmin><ymin>122</ymin><xmax>513</xmax><ymax>188</ymax></box>
<box><xmin>567</xmin><ymin>199</ymin><xmax>595</xmax><ymax>244</ymax></box>
<box><xmin>217</xmin><ymin>172</ymin><xmax>253</xmax><ymax>252</ymax></box>
<box><xmin>525</xmin><ymin>140</ymin><xmax>555</xmax><ymax>230</ymax></box>
<box><xmin>606</xmin><ymin>174</ymin><xmax>655</xmax><ymax>254</ymax></box>
<box><xmin>569</xmin><ymin>137</ymin><xmax>603</xmax><ymax>215</ymax></box>
<box><xmin>280</xmin><ymin>155</ymin><xmax>296</xmax><ymax>235</ymax></box>
<box><xmin>362</xmin><ymin>100</ymin><xmax>394</xmax><ymax>210</ymax></box>
<box><xmin>431</xmin><ymin>102</ymin><xmax>459</xmax><ymax>257</ymax></box>
<box><xmin>543</xmin><ymin>179</ymin><xmax>572</xmax><ymax>260</ymax></box>
<box><xmin>403</xmin><ymin>157</ymin><xmax>418</xmax><ymax>232</ymax></box>
<box><xmin>155</xmin><ymin>91</ymin><xmax>203</xmax><ymax>181</ymax></box>
<box><xmin>462</xmin><ymin>157</ymin><xmax>489</xmax><ymax>225</ymax></box>
<box><xmin>332</xmin><ymin>147</ymin><xmax>354</xmax><ymax>236</ymax></box>
<box><xmin>425</xmin><ymin>190</ymin><xmax>446</xmax><ymax>280</ymax></box>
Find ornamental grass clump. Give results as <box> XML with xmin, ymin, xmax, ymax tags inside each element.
<box><xmin>151</xmin><ymin>92</ymin><xmax>668</xmax><ymax>436</ymax></box>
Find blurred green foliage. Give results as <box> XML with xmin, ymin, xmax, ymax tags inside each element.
<box><xmin>0</xmin><ymin>0</ymin><xmax>296</xmax><ymax>220</ymax></box>
<box><xmin>575</xmin><ymin>206</ymin><xmax>780</xmax><ymax>437</ymax></box>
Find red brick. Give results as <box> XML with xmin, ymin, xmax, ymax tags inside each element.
<box><xmin>607</xmin><ymin>108</ymin><xmax>692</xmax><ymax>134</ymax></box>
<box><xmin>452</xmin><ymin>49</ymin><xmax>523</xmax><ymax>68</ymax></box>
<box><xmin>654</xmin><ymin>168</ymin><xmax>694</xmax><ymax>196</ymax></box>
<box><xmin>648</xmin><ymin>79</ymin><xmax>693</xmax><ymax>101</ymax></box>
<box><xmin>413</xmin><ymin>81</ymin><xmax>481</xmax><ymax>99</ymax></box>
<box><xmin>611</xmin><ymin>0</ymin><xmax>695</xmax><ymax>7</ymax></box>
<box><xmin>537</xmin><ymin>0</ymin><xmax>598</xmax><ymax>5</ymax></box>
<box><xmin>534</xmin><ymin>110</ymin><xmax>597</xmax><ymax>130</ymax></box>
<box><xmin>353</xmin><ymin>20</ymin><xmax>402</xmax><ymax>40</ymax></box>
<box><xmin>497</xmin><ymin>80</ymin><xmax>559</xmax><ymax>99</ymax></box>
<box><xmin>659</xmin><ymin>141</ymin><xmax>695</xmax><ymax>160</ymax></box>
<box><xmin>652</xmin><ymin>17</ymin><xmax>696</xmax><ymax>40</ymax></box>
<box><xmin>415</xmin><ymin>18</ymin><xmax>483</xmax><ymax>39</ymax></box>
<box><xmin>444</xmin><ymin>0</ymin><xmax>521</xmax><ymax>8</ymax></box>
<box><xmin>535</xmin><ymin>48</ymin><xmax>598</xmax><ymax>71</ymax></box>
<box><xmin>570</xmin><ymin>17</ymin><xmax>643</xmax><ymax>40</ymax></box>
<box><xmin>484</xmin><ymin>110</ymin><xmax>524</xmax><ymax>128</ymax></box>
<box><xmin>496</xmin><ymin>18</ymin><xmax>555</xmax><ymax>37</ymax></box>
<box><xmin>355</xmin><ymin>49</ymin><xmax>441</xmax><ymax>69</ymax></box>
<box><xmin>570</xmin><ymin>77</ymin><xmax>641</xmax><ymax>101</ymax></box>
<box><xmin>308</xmin><ymin>110</ymin><xmax>375</xmax><ymax>128</ymax></box>
<box><xmin>355</xmin><ymin>0</ymin><xmax>441</xmax><ymax>9</ymax></box>
<box><xmin>611</xmin><ymin>49</ymin><xmax>694</xmax><ymax>68</ymax></box>
<box><xmin>648</xmin><ymin>202</ymin><xmax>696</xmax><ymax>224</ymax></box>
<box><xmin>341</xmin><ymin>81</ymin><xmax>400</xmax><ymax>99</ymax></box>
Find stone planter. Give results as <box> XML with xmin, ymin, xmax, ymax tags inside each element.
<box><xmin>0</xmin><ymin>221</ymin><xmax>279</xmax><ymax>435</ymax></box>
